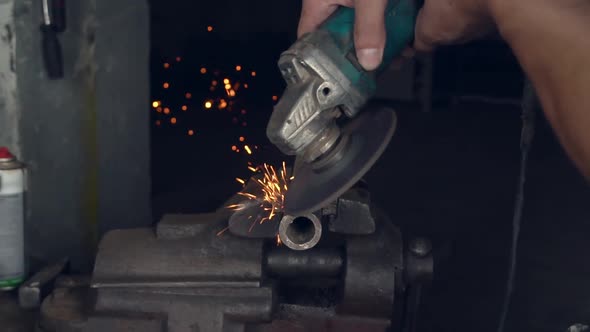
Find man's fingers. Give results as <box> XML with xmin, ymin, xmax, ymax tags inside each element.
<box><xmin>353</xmin><ymin>0</ymin><xmax>388</xmax><ymax>70</ymax></box>
<box><xmin>298</xmin><ymin>0</ymin><xmax>338</xmax><ymax>37</ymax></box>
<box><xmin>299</xmin><ymin>0</ymin><xmax>388</xmax><ymax>70</ymax></box>
<box><xmin>298</xmin><ymin>0</ymin><xmax>353</xmax><ymax>37</ymax></box>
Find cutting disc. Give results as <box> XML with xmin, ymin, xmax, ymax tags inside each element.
<box><xmin>284</xmin><ymin>105</ymin><xmax>397</xmax><ymax>215</ymax></box>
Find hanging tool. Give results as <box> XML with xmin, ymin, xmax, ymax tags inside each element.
<box><xmin>40</xmin><ymin>0</ymin><xmax>66</xmax><ymax>79</ymax></box>
<box><xmin>266</xmin><ymin>0</ymin><xmax>418</xmax><ymax>215</ymax></box>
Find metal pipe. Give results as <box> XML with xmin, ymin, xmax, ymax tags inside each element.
<box><xmin>278</xmin><ymin>214</ymin><xmax>322</xmax><ymax>251</ymax></box>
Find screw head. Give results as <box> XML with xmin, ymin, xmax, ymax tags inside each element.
<box><xmin>409</xmin><ymin>237</ymin><xmax>432</xmax><ymax>258</ymax></box>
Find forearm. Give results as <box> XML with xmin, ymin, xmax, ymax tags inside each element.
<box><xmin>491</xmin><ymin>0</ymin><xmax>590</xmax><ymax>179</ymax></box>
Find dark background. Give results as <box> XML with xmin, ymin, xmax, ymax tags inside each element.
<box><xmin>147</xmin><ymin>1</ymin><xmax>590</xmax><ymax>332</ymax></box>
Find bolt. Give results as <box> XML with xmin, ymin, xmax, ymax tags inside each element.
<box><xmin>409</xmin><ymin>237</ymin><xmax>432</xmax><ymax>258</ymax></box>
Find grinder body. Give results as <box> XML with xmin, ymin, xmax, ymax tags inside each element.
<box><xmin>267</xmin><ymin>0</ymin><xmax>418</xmax><ymax>215</ymax></box>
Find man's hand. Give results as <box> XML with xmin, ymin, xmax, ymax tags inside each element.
<box><xmin>298</xmin><ymin>0</ymin><xmax>496</xmax><ymax>69</ymax></box>
<box><xmin>298</xmin><ymin>0</ymin><xmax>388</xmax><ymax>71</ymax></box>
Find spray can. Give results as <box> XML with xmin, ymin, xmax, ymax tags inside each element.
<box><xmin>0</xmin><ymin>147</ymin><xmax>25</xmax><ymax>290</ymax></box>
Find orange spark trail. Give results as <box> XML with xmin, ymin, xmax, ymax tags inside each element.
<box><xmin>225</xmin><ymin>162</ymin><xmax>292</xmax><ymax>232</ymax></box>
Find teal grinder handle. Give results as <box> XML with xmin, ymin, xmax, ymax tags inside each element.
<box><xmin>319</xmin><ymin>0</ymin><xmax>418</xmax><ymax>95</ymax></box>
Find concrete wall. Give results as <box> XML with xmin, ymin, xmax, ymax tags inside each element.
<box><xmin>0</xmin><ymin>0</ymin><xmax>151</xmax><ymax>272</ymax></box>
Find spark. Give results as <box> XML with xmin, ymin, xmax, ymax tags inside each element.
<box><xmin>238</xmin><ymin>192</ymin><xmax>257</xmax><ymax>199</ymax></box>
<box><xmin>226</xmin><ymin>203</ymin><xmax>245</xmax><ymax>210</ymax></box>
<box><xmin>236</xmin><ymin>177</ymin><xmax>245</xmax><ymax>185</ymax></box>
<box><xmin>272</xmin><ymin>95</ymin><xmax>278</xmax><ymax>101</ymax></box>
<box><xmin>188</xmin><ymin>129</ymin><xmax>194</xmax><ymax>136</ymax></box>
<box><xmin>251</xmin><ymin>71</ymin><xmax>256</xmax><ymax>77</ymax></box>
<box><xmin>176</xmin><ymin>56</ymin><xmax>182</xmax><ymax>62</ymax></box>
<box><xmin>200</xmin><ymin>67</ymin><xmax>207</xmax><ymax>74</ymax></box>
<box><xmin>276</xmin><ymin>234</ymin><xmax>282</xmax><ymax>246</ymax></box>
<box><xmin>244</xmin><ymin>145</ymin><xmax>252</xmax><ymax>155</ymax></box>
<box><xmin>181</xmin><ymin>105</ymin><xmax>188</xmax><ymax>111</ymax></box>
<box><xmin>163</xmin><ymin>107</ymin><xmax>170</xmax><ymax>114</ymax></box>
<box><xmin>223</xmin><ymin>78</ymin><xmax>230</xmax><ymax>84</ymax></box>
<box><xmin>207</xmin><ymin>25</ymin><xmax>214</xmax><ymax>32</ymax></box>
<box><xmin>163</xmin><ymin>82</ymin><xmax>170</xmax><ymax>89</ymax></box>
<box><xmin>152</xmin><ymin>101</ymin><xmax>160</xmax><ymax>108</ymax></box>
<box><xmin>170</xmin><ymin>117</ymin><xmax>177</xmax><ymax>124</ymax></box>
<box><xmin>216</xmin><ymin>226</ymin><xmax>229</xmax><ymax>236</ymax></box>
<box><xmin>163</xmin><ymin>63</ymin><xmax>170</xmax><ymax>69</ymax></box>
<box><xmin>185</xmin><ymin>92</ymin><xmax>192</xmax><ymax>99</ymax></box>
<box><xmin>227</xmin><ymin>162</ymin><xmax>292</xmax><ymax>228</ymax></box>
<box><xmin>205</xmin><ymin>101</ymin><xmax>213</xmax><ymax>109</ymax></box>
<box><xmin>239</xmin><ymin>136</ymin><xmax>245</xmax><ymax>142</ymax></box>
<box><xmin>236</xmin><ymin>65</ymin><xmax>242</xmax><ymax>71</ymax></box>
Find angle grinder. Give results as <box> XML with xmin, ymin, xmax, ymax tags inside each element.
<box><xmin>267</xmin><ymin>0</ymin><xmax>419</xmax><ymax>215</ymax></box>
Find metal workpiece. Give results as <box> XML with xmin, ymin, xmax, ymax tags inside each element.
<box><xmin>278</xmin><ymin>213</ymin><xmax>323</xmax><ymax>251</ymax></box>
<box><xmin>265</xmin><ymin>248</ymin><xmax>344</xmax><ymax>278</ymax></box>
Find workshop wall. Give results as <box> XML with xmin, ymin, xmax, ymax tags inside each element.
<box><xmin>0</xmin><ymin>0</ymin><xmax>151</xmax><ymax>272</ymax></box>
<box><xmin>0</xmin><ymin>0</ymin><xmax>20</xmax><ymax>156</ymax></box>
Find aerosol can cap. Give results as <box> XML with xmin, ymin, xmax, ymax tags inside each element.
<box><xmin>0</xmin><ymin>147</ymin><xmax>15</xmax><ymax>161</ymax></box>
